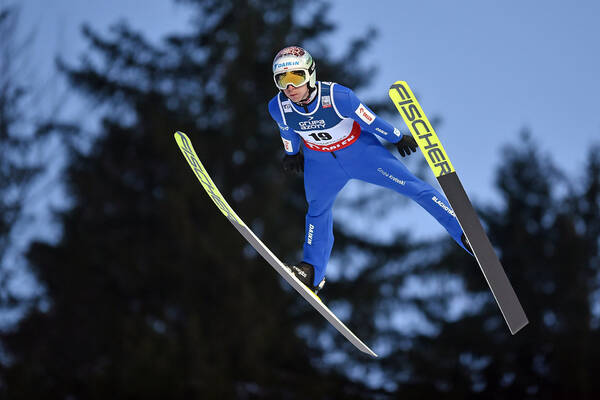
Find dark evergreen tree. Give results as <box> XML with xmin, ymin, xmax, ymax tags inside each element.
<box><xmin>382</xmin><ymin>134</ymin><xmax>600</xmax><ymax>399</ymax></box>
<box><xmin>5</xmin><ymin>0</ymin><xmax>599</xmax><ymax>398</ymax></box>
<box><xmin>1</xmin><ymin>0</ymin><xmax>390</xmax><ymax>398</ymax></box>
<box><xmin>0</xmin><ymin>6</ymin><xmax>59</xmax><ymax>329</ymax></box>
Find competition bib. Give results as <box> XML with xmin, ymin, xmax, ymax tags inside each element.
<box><xmin>296</xmin><ymin>118</ymin><xmax>360</xmax><ymax>152</ymax></box>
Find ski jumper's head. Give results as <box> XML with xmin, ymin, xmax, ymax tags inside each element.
<box><xmin>272</xmin><ymin>46</ymin><xmax>317</xmax><ymax>105</ymax></box>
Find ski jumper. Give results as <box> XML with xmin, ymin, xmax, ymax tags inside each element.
<box><xmin>268</xmin><ymin>82</ymin><xmax>465</xmax><ymax>285</ymax></box>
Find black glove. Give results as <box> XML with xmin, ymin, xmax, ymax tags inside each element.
<box><xmin>282</xmin><ymin>153</ymin><xmax>304</xmax><ymax>175</ymax></box>
<box><xmin>396</xmin><ymin>134</ymin><xmax>418</xmax><ymax>157</ymax></box>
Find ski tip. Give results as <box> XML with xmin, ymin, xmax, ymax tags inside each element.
<box><xmin>509</xmin><ymin>318</ymin><xmax>529</xmax><ymax>335</ymax></box>
<box><xmin>388</xmin><ymin>80</ymin><xmax>408</xmax><ymax>90</ymax></box>
<box><xmin>356</xmin><ymin>343</ymin><xmax>377</xmax><ymax>358</ymax></box>
<box><xmin>366</xmin><ymin>349</ymin><xmax>378</xmax><ymax>358</ymax></box>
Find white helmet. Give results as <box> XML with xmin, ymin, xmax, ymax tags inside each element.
<box><xmin>272</xmin><ymin>46</ymin><xmax>316</xmax><ymax>90</ymax></box>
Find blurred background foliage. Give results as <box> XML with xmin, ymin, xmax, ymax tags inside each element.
<box><xmin>1</xmin><ymin>1</ymin><xmax>599</xmax><ymax>399</ymax></box>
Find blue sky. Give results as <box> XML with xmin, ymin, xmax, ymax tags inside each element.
<box><xmin>329</xmin><ymin>0</ymin><xmax>600</xmax><ymax>194</ymax></box>
<box><xmin>9</xmin><ymin>0</ymin><xmax>600</xmax><ymax>365</ymax></box>
<box><xmin>17</xmin><ymin>0</ymin><xmax>600</xmax><ymax>241</ymax></box>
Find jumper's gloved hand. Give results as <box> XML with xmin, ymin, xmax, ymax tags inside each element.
<box><xmin>282</xmin><ymin>153</ymin><xmax>304</xmax><ymax>175</ymax></box>
<box><xmin>396</xmin><ymin>134</ymin><xmax>418</xmax><ymax>157</ymax></box>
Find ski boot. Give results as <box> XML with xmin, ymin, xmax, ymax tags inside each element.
<box><xmin>287</xmin><ymin>262</ymin><xmax>326</xmax><ymax>294</ymax></box>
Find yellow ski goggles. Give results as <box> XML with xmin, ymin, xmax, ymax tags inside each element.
<box><xmin>274</xmin><ymin>70</ymin><xmax>309</xmax><ymax>90</ymax></box>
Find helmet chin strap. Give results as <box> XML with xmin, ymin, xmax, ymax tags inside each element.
<box><xmin>295</xmin><ymin>84</ymin><xmax>317</xmax><ymax>106</ymax></box>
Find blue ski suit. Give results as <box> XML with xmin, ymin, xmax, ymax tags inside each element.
<box><xmin>268</xmin><ymin>82</ymin><xmax>466</xmax><ymax>286</ymax></box>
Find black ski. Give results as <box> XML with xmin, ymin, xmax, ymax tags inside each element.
<box><xmin>389</xmin><ymin>81</ymin><xmax>528</xmax><ymax>334</ymax></box>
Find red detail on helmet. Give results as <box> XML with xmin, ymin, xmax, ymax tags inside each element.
<box><xmin>276</xmin><ymin>46</ymin><xmax>306</xmax><ymax>58</ymax></box>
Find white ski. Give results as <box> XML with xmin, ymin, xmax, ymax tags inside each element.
<box><xmin>174</xmin><ymin>131</ymin><xmax>377</xmax><ymax>357</ymax></box>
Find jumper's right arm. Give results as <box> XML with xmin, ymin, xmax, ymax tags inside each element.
<box><xmin>268</xmin><ymin>98</ymin><xmax>301</xmax><ymax>155</ymax></box>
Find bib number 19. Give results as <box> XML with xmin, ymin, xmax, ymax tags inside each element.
<box><xmin>308</xmin><ymin>132</ymin><xmax>332</xmax><ymax>141</ymax></box>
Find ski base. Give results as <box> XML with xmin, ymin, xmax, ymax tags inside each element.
<box><xmin>439</xmin><ymin>172</ymin><xmax>528</xmax><ymax>334</ymax></box>
<box><xmin>389</xmin><ymin>81</ymin><xmax>528</xmax><ymax>335</ymax></box>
